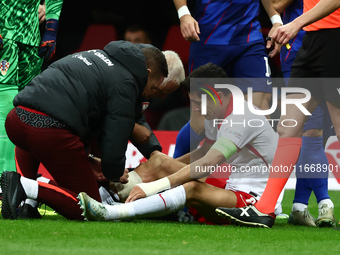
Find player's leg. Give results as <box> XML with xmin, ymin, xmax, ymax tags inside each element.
<box><xmin>316</xmin><ymin>100</ymin><xmax>340</xmax><ymax>226</ymax></box>
<box><xmin>17</xmin><ymin>42</ymin><xmax>43</xmax><ymax>91</ymax></box>
<box><xmin>288</xmin><ymin>29</ymin><xmax>340</xmax><ymax>227</ymax></box>
<box><xmin>280</xmin><ymin>71</ymin><xmax>314</xmax><ymax>224</ymax></box>
<box><xmin>312</xmin><ymin>28</ymin><xmax>340</xmax><ymax>226</ymax></box>
<box><xmin>14</xmin><ymin>146</ymin><xmax>57</xmax><ymax>219</ymax></box>
<box><xmin>254</xmin><ymin>93</ymin><xmax>319</xmax><ymax>214</ymax></box>
<box><xmin>0</xmin><ymin>90</ymin><xmax>17</xmax><ymax>174</ymax></box>
<box><xmin>229</xmin><ymin>42</ymin><xmax>272</xmax><ymax>112</ymax></box>
<box><xmin>14</xmin><ymin>144</ymin><xmax>63</xmax><ymax>219</ymax></box>
<box><xmin>35</xmin><ymin>130</ymin><xmax>100</xmax><ymax>220</ymax></box>
<box><xmin>2</xmin><ymin>108</ymin><xmax>99</xmax><ymax>220</ymax></box>
<box><xmin>0</xmin><ymin>39</ymin><xmax>20</xmax><ymax>175</ymax></box>
<box><xmin>295</xmin><ymin>137</ymin><xmax>334</xmax><ymax>227</ymax></box>
<box><xmin>184</xmin><ymin>181</ymin><xmax>238</xmax><ymax>223</ymax></box>
<box><xmin>188</xmin><ymin>43</ymin><xmax>229</xmax><ymax>74</ymax></box>
<box><xmin>79</xmin><ymin>181</ymin><xmax>238</xmax><ymax>223</ymax></box>
<box><xmin>308</xmin><ymin>81</ymin><xmax>340</xmax><ymax>226</ymax></box>
<box><xmin>289</xmin><ymin>107</ymin><xmax>332</xmax><ymax>227</ymax></box>
<box><xmin>15</xmin><ymin>146</ymin><xmax>40</xmax><ymax>179</ymax></box>
<box><xmin>112</xmin><ymin>152</ymin><xmax>186</xmax><ymax>201</ymax></box>
<box><xmin>283</xmin><ymin>67</ymin><xmax>332</xmax><ymax>226</ymax></box>
<box><xmin>79</xmin><ymin>185</ymin><xmax>187</xmax><ymax>221</ymax></box>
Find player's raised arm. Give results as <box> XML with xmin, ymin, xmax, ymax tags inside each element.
<box><xmin>271</xmin><ymin>0</ymin><xmax>340</xmax><ymax>45</ymax></box>
<box><xmin>173</xmin><ymin>0</ymin><xmax>200</xmax><ymax>41</ymax></box>
<box><xmin>261</xmin><ymin>0</ymin><xmax>283</xmax><ymax>57</ymax></box>
<box><xmin>271</xmin><ymin>0</ymin><xmax>294</xmax><ymax>13</ymax></box>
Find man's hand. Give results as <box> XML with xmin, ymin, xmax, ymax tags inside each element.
<box><xmin>271</xmin><ymin>21</ymin><xmax>301</xmax><ymax>45</ymax></box>
<box><xmin>180</xmin><ymin>15</ymin><xmax>200</xmax><ymax>42</ymax></box>
<box><xmin>266</xmin><ymin>23</ymin><xmax>282</xmax><ymax>58</ymax></box>
<box><xmin>131</xmin><ymin>123</ymin><xmax>151</xmax><ymax>144</ymax></box>
<box><xmin>38</xmin><ymin>4</ymin><xmax>46</xmax><ymax>24</ymax></box>
<box><xmin>118</xmin><ymin>168</ymin><xmax>130</xmax><ymax>184</ymax></box>
<box><xmin>39</xmin><ymin>19</ymin><xmax>58</xmax><ymax>60</ymax></box>
<box><xmin>126</xmin><ymin>185</ymin><xmax>146</xmax><ymax>203</ymax></box>
<box><xmin>89</xmin><ymin>155</ymin><xmax>108</xmax><ymax>182</ymax></box>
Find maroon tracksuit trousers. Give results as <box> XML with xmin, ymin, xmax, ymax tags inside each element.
<box><xmin>5</xmin><ymin>108</ymin><xmax>101</xmax><ymax>220</ymax></box>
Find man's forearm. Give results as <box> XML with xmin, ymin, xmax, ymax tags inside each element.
<box><xmin>294</xmin><ymin>0</ymin><xmax>340</xmax><ymax>29</ymax></box>
<box><xmin>173</xmin><ymin>0</ymin><xmax>188</xmax><ymax>10</ymax></box>
<box><xmin>262</xmin><ymin>0</ymin><xmax>281</xmax><ymax>19</ymax></box>
<box><xmin>271</xmin><ymin>0</ymin><xmax>294</xmax><ymax>14</ymax></box>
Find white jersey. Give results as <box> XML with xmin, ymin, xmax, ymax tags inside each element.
<box><xmin>205</xmin><ymin>98</ymin><xmax>278</xmax><ymax>197</ymax></box>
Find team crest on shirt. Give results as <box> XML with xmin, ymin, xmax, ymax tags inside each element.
<box><xmin>1</xmin><ymin>60</ymin><xmax>10</xmax><ymax>76</ymax></box>
<box><xmin>141</xmin><ymin>102</ymin><xmax>149</xmax><ymax>113</ymax></box>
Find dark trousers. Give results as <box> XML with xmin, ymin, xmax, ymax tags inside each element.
<box><xmin>5</xmin><ymin>108</ymin><xmax>100</xmax><ymax>220</ymax></box>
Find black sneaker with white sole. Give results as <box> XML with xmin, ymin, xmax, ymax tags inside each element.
<box><xmin>1</xmin><ymin>171</ymin><xmax>27</xmax><ymax>219</ymax></box>
<box><xmin>215</xmin><ymin>205</ymin><xmax>276</xmax><ymax>228</ymax></box>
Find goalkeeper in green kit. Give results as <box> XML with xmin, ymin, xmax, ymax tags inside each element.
<box><xmin>0</xmin><ymin>0</ymin><xmax>63</xmax><ymax>177</ymax></box>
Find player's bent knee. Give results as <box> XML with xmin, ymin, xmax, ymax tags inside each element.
<box><xmin>162</xmin><ymin>155</ymin><xmax>175</xmax><ymax>169</ymax></box>
<box><xmin>183</xmin><ymin>181</ymin><xmax>203</xmax><ymax>204</ymax></box>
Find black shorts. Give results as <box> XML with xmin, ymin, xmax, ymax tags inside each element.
<box><xmin>288</xmin><ymin>28</ymin><xmax>340</xmax><ymax>102</ymax></box>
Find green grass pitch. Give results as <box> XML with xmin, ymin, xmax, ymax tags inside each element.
<box><xmin>1</xmin><ymin>190</ymin><xmax>340</xmax><ymax>255</ymax></box>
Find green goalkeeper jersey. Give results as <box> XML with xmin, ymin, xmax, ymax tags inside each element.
<box><xmin>0</xmin><ymin>0</ymin><xmax>63</xmax><ymax>47</ymax></box>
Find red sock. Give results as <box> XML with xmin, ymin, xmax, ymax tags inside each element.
<box><xmin>256</xmin><ymin>137</ymin><xmax>302</xmax><ymax>214</ymax></box>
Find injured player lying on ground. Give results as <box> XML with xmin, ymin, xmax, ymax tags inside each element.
<box><xmin>78</xmin><ymin>64</ymin><xmax>283</xmax><ymax>226</ymax></box>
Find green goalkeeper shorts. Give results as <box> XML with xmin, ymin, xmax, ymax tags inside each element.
<box><xmin>0</xmin><ymin>38</ymin><xmax>43</xmax><ymax>91</ymax></box>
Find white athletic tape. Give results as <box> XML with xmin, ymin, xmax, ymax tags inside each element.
<box><xmin>270</xmin><ymin>14</ymin><xmax>283</xmax><ymax>25</ymax></box>
<box><xmin>178</xmin><ymin>6</ymin><xmax>191</xmax><ymax>19</ymax></box>
<box><xmin>115</xmin><ymin>171</ymin><xmax>143</xmax><ymax>202</ymax></box>
<box><xmin>136</xmin><ymin>177</ymin><xmax>171</xmax><ymax>197</ymax></box>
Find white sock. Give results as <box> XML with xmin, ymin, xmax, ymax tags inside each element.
<box><xmin>23</xmin><ymin>176</ymin><xmax>50</xmax><ymax>206</ymax></box>
<box><xmin>292</xmin><ymin>203</ymin><xmax>307</xmax><ymax>212</ymax></box>
<box><xmin>37</xmin><ymin>176</ymin><xmax>51</xmax><ymax>183</ymax></box>
<box><xmin>318</xmin><ymin>199</ymin><xmax>334</xmax><ymax>209</ymax></box>
<box><xmin>20</xmin><ymin>177</ymin><xmax>38</xmax><ymax>200</ymax></box>
<box><xmin>104</xmin><ymin>185</ymin><xmax>186</xmax><ymax>220</ymax></box>
<box><xmin>25</xmin><ymin>199</ymin><xmax>38</xmax><ymax>208</ymax></box>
